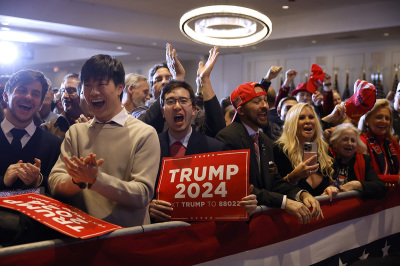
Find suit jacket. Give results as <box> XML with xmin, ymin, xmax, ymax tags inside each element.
<box><xmin>155</xmin><ymin>128</ymin><xmax>228</xmax><ymax>196</ymax></box>
<box><xmin>216</xmin><ymin>120</ymin><xmax>301</xmax><ymax>208</ymax></box>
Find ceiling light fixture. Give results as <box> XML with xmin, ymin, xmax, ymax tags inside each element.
<box><xmin>180</xmin><ymin>5</ymin><xmax>272</xmax><ymax>47</ymax></box>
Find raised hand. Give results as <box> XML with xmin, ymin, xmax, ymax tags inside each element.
<box><xmin>166</xmin><ymin>43</ymin><xmax>185</xmax><ymax>80</ymax></box>
<box><xmin>264</xmin><ymin>66</ymin><xmax>282</xmax><ymax>82</ymax></box>
<box><xmin>197</xmin><ymin>46</ymin><xmax>219</xmax><ymax>84</ymax></box>
<box><xmin>283</xmin><ymin>69</ymin><xmax>297</xmax><ymax>87</ymax></box>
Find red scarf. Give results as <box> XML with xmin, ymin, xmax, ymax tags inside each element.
<box><xmin>330</xmin><ymin>147</ymin><xmax>365</xmax><ymax>181</ymax></box>
<box><xmin>364</xmin><ymin>132</ymin><xmax>399</xmax><ymax>175</ymax></box>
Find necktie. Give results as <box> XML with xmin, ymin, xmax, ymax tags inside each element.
<box><xmin>252</xmin><ymin>133</ymin><xmax>260</xmax><ymax>170</ymax></box>
<box><xmin>170</xmin><ymin>141</ymin><xmax>186</xmax><ymax>157</ymax></box>
<box><xmin>10</xmin><ymin>128</ymin><xmax>27</xmax><ymax>150</ymax></box>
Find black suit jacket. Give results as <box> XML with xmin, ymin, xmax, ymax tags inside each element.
<box><xmin>216</xmin><ymin>120</ymin><xmax>301</xmax><ymax>208</ymax></box>
<box><xmin>155</xmin><ymin>128</ymin><xmax>228</xmax><ymax>197</ymax></box>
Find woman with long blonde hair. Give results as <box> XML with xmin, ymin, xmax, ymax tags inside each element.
<box><xmin>273</xmin><ymin>103</ymin><xmax>335</xmax><ymax>196</ymax></box>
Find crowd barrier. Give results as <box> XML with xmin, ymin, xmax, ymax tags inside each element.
<box><xmin>0</xmin><ymin>185</ymin><xmax>399</xmax><ymax>265</ymax></box>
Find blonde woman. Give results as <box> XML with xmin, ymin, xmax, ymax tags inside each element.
<box><xmin>273</xmin><ymin>103</ymin><xmax>335</xmax><ymax>196</ymax></box>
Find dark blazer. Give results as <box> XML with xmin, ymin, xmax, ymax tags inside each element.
<box><xmin>155</xmin><ymin>128</ymin><xmax>228</xmax><ymax>196</ymax></box>
<box><xmin>216</xmin><ymin>120</ymin><xmax>302</xmax><ymax>208</ymax></box>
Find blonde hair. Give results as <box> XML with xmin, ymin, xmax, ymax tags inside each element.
<box><xmin>276</xmin><ymin>103</ymin><xmax>334</xmax><ymax>179</ymax></box>
<box><xmin>330</xmin><ymin>123</ymin><xmax>367</xmax><ymax>154</ymax></box>
<box><xmin>358</xmin><ymin>99</ymin><xmax>393</xmax><ymax>138</ymax></box>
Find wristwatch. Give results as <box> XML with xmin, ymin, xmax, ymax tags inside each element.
<box><xmin>71</xmin><ymin>178</ymin><xmax>87</xmax><ymax>189</ymax></box>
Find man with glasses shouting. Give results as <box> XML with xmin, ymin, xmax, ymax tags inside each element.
<box><xmin>41</xmin><ymin>73</ymin><xmax>83</xmax><ymax>139</ymax></box>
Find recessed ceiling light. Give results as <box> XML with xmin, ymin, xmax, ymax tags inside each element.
<box><xmin>282</xmin><ymin>6</ymin><xmax>289</xmax><ymax>9</ymax></box>
<box><xmin>1</xmin><ymin>27</ymin><xmax>10</xmax><ymax>31</ymax></box>
<box><xmin>311</xmin><ymin>40</ymin><xmax>317</xmax><ymax>44</ymax></box>
<box><xmin>383</xmin><ymin>33</ymin><xmax>389</xmax><ymax>37</ymax></box>
<box><xmin>1</xmin><ymin>22</ymin><xmax>9</xmax><ymax>26</ymax></box>
<box><xmin>116</xmin><ymin>46</ymin><xmax>122</xmax><ymax>50</ymax></box>
<box><xmin>136</xmin><ymin>57</ymin><xmax>141</xmax><ymax>60</ymax></box>
<box><xmin>151</xmin><ymin>42</ymin><xmax>157</xmax><ymax>46</ymax></box>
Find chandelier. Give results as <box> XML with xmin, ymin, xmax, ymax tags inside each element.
<box><xmin>180</xmin><ymin>5</ymin><xmax>272</xmax><ymax>47</ymax></box>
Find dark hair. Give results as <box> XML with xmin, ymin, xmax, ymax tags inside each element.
<box><xmin>4</xmin><ymin>69</ymin><xmax>49</xmax><ymax>103</ymax></box>
<box><xmin>80</xmin><ymin>54</ymin><xmax>125</xmax><ymax>101</ymax></box>
<box><xmin>220</xmin><ymin>96</ymin><xmax>232</xmax><ymax>115</ymax></box>
<box><xmin>63</xmin><ymin>73</ymin><xmax>79</xmax><ymax>83</ymax></box>
<box><xmin>277</xmin><ymin>96</ymin><xmax>297</xmax><ymax>111</ymax></box>
<box><xmin>160</xmin><ymin>80</ymin><xmax>195</xmax><ymax>107</ymax></box>
<box><xmin>266</xmin><ymin>88</ymin><xmax>276</xmax><ymax>106</ymax></box>
<box><xmin>148</xmin><ymin>62</ymin><xmax>168</xmax><ymax>87</ymax></box>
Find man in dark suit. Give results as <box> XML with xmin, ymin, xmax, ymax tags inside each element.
<box><xmin>149</xmin><ymin>80</ymin><xmax>258</xmax><ymax>221</ymax></box>
<box><xmin>216</xmin><ymin>82</ymin><xmax>322</xmax><ymax>224</ymax></box>
<box><xmin>1</xmin><ymin>70</ymin><xmax>61</xmax><ymax>193</ymax></box>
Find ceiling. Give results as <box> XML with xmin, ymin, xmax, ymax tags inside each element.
<box><xmin>0</xmin><ymin>0</ymin><xmax>399</xmax><ymax>70</ymax></box>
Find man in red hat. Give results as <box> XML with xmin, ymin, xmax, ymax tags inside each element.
<box><xmin>216</xmin><ymin>82</ymin><xmax>323</xmax><ymax>224</ymax></box>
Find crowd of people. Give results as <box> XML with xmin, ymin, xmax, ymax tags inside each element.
<box><xmin>0</xmin><ymin>43</ymin><xmax>399</xmax><ymax>247</ymax></box>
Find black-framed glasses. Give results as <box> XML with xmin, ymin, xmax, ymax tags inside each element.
<box><xmin>164</xmin><ymin>97</ymin><xmax>191</xmax><ymax>107</ymax></box>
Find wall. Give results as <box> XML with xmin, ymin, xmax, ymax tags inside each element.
<box><xmin>214</xmin><ymin>39</ymin><xmax>400</xmax><ymax>102</ymax></box>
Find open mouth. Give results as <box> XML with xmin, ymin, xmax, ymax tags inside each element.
<box><xmin>174</xmin><ymin>114</ymin><xmax>184</xmax><ymax>123</ymax></box>
<box><xmin>18</xmin><ymin>103</ymin><xmax>32</xmax><ymax>111</ymax></box>
<box><xmin>344</xmin><ymin>147</ymin><xmax>353</xmax><ymax>152</ymax></box>
<box><xmin>304</xmin><ymin>126</ymin><xmax>313</xmax><ymax>132</ymax></box>
<box><xmin>92</xmin><ymin>100</ymin><xmax>105</xmax><ymax>108</ymax></box>
<box><xmin>258</xmin><ymin>113</ymin><xmax>267</xmax><ymax>120</ymax></box>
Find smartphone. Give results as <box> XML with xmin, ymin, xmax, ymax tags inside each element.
<box><xmin>303</xmin><ymin>142</ymin><xmax>318</xmax><ymax>164</ymax></box>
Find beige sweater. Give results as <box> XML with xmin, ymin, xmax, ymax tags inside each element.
<box><xmin>48</xmin><ymin>116</ymin><xmax>160</xmax><ymax>227</ymax></box>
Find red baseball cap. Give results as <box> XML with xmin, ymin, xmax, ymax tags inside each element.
<box><xmin>345</xmin><ymin>79</ymin><xmax>376</xmax><ymax>122</ymax></box>
<box><xmin>230</xmin><ymin>82</ymin><xmax>266</xmax><ymax>121</ymax></box>
<box><xmin>307</xmin><ymin>64</ymin><xmax>325</xmax><ymax>93</ymax></box>
<box><xmin>291</xmin><ymin>83</ymin><xmax>311</xmax><ymax>97</ymax></box>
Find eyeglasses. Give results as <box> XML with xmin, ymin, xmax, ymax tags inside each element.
<box><xmin>60</xmin><ymin>88</ymin><xmax>78</xmax><ymax>96</ymax></box>
<box><xmin>164</xmin><ymin>97</ymin><xmax>192</xmax><ymax>107</ymax></box>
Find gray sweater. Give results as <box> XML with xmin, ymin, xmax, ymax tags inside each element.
<box><xmin>49</xmin><ymin>115</ymin><xmax>160</xmax><ymax>227</ymax></box>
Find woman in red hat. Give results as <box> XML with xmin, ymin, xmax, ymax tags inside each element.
<box><xmin>358</xmin><ymin>99</ymin><xmax>400</xmax><ymax>184</ymax></box>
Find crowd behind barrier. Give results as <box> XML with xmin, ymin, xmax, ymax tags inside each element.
<box><xmin>1</xmin><ymin>185</ymin><xmax>399</xmax><ymax>265</ymax></box>
<box><xmin>1</xmin><ymin>43</ymin><xmax>400</xmax><ymax>265</ymax></box>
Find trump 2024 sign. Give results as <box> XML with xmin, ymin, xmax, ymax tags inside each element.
<box><xmin>157</xmin><ymin>150</ymin><xmax>250</xmax><ymax>221</ymax></box>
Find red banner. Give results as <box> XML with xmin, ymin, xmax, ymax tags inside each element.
<box><xmin>157</xmin><ymin>149</ymin><xmax>250</xmax><ymax>221</ymax></box>
<box><xmin>0</xmin><ymin>193</ymin><xmax>123</xmax><ymax>239</ymax></box>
